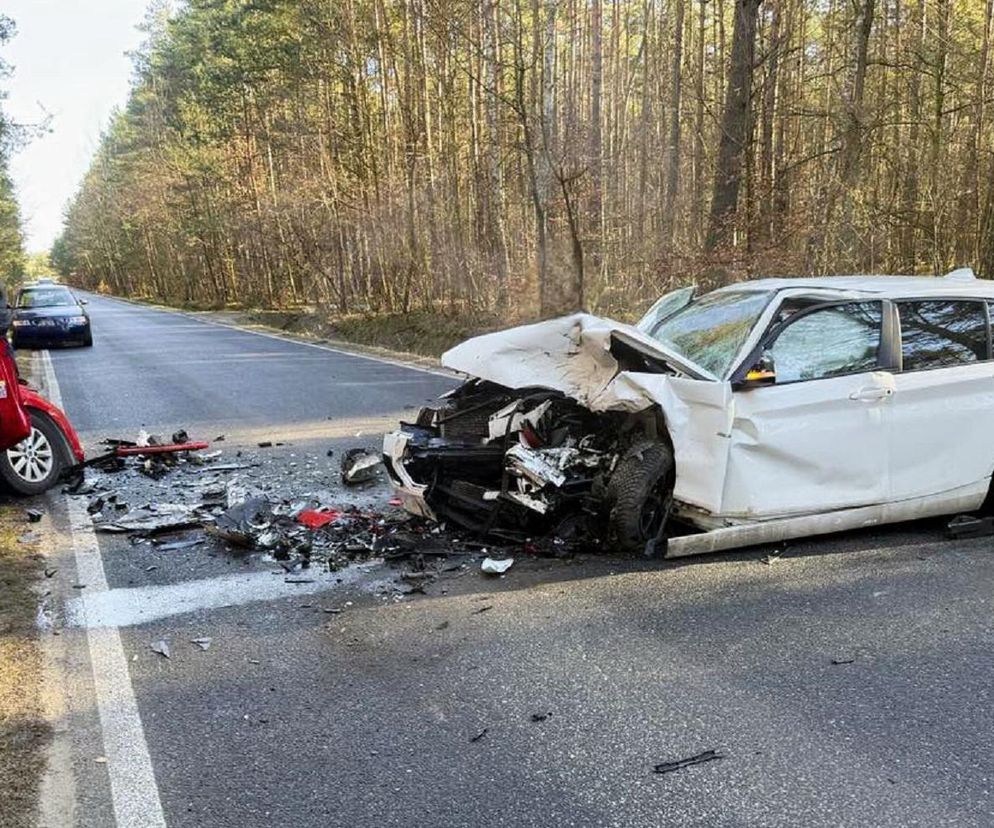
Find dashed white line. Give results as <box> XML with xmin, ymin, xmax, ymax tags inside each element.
<box><xmin>43</xmin><ymin>350</ymin><xmax>167</xmax><ymax>828</ymax></box>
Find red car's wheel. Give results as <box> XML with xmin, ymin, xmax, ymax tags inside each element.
<box><xmin>0</xmin><ymin>410</ymin><xmax>67</xmax><ymax>495</ymax></box>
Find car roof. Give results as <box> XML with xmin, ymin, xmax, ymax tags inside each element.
<box><xmin>712</xmin><ymin>269</ymin><xmax>994</xmax><ymax>300</ymax></box>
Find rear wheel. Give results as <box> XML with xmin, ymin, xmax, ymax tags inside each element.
<box><xmin>607</xmin><ymin>439</ymin><xmax>675</xmax><ymax>556</ymax></box>
<box><xmin>0</xmin><ymin>410</ymin><xmax>68</xmax><ymax>495</ymax></box>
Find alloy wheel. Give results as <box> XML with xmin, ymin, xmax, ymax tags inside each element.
<box><xmin>7</xmin><ymin>427</ymin><xmax>55</xmax><ymax>484</ymax></box>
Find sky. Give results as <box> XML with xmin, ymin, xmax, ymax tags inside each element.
<box><xmin>4</xmin><ymin>1</ymin><xmax>148</xmax><ymax>253</ymax></box>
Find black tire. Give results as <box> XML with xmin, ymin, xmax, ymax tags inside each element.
<box><xmin>607</xmin><ymin>439</ymin><xmax>675</xmax><ymax>555</ymax></box>
<box><xmin>0</xmin><ymin>410</ymin><xmax>69</xmax><ymax>495</ymax></box>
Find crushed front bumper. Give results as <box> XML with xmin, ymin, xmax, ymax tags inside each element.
<box><xmin>382</xmin><ymin>382</ymin><xmax>624</xmax><ymax>535</ymax></box>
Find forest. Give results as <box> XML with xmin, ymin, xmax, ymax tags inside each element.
<box><xmin>0</xmin><ymin>16</ymin><xmax>24</xmax><ymax>286</ymax></box>
<box><xmin>51</xmin><ymin>0</ymin><xmax>994</xmax><ymax>324</ymax></box>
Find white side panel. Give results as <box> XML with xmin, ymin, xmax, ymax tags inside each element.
<box><xmin>721</xmin><ymin>372</ymin><xmax>890</xmax><ymax>518</ymax></box>
<box><xmin>888</xmin><ymin>362</ymin><xmax>994</xmax><ymax>501</ymax></box>
<box><xmin>666</xmin><ymin>481</ymin><xmax>986</xmax><ymax>557</ymax></box>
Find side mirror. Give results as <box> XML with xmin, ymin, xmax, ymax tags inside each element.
<box><xmin>737</xmin><ymin>351</ymin><xmax>777</xmax><ymax>390</ymax></box>
<box><xmin>79</xmin><ymin>299</ymin><xmax>88</xmax><ymax>306</ymax></box>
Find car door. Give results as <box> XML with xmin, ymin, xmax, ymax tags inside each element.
<box><xmin>720</xmin><ymin>300</ymin><xmax>893</xmax><ymax>519</ymax></box>
<box><xmin>887</xmin><ymin>298</ymin><xmax>994</xmax><ymax>504</ymax></box>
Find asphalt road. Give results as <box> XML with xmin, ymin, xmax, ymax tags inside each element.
<box><xmin>39</xmin><ymin>294</ymin><xmax>994</xmax><ymax>827</ymax></box>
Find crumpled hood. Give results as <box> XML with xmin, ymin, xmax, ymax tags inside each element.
<box><xmin>442</xmin><ymin>313</ymin><xmax>714</xmax><ymax>411</ymax></box>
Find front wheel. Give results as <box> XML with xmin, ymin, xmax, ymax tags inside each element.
<box><xmin>607</xmin><ymin>439</ymin><xmax>675</xmax><ymax>556</ymax></box>
<box><xmin>0</xmin><ymin>410</ymin><xmax>68</xmax><ymax>495</ymax></box>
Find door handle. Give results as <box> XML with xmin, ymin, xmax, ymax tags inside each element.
<box><xmin>849</xmin><ymin>386</ymin><xmax>893</xmax><ymax>402</ymax></box>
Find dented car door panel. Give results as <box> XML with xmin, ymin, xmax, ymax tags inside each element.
<box><xmin>722</xmin><ymin>372</ymin><xmax>890</xmax><ymax>519</ymax></box>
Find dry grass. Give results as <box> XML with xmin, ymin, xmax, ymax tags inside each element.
<box><xmin>0</xmin><ymin>507</ymin><xmax>51</xmax><ymax>828</ymax></box>
<box><xmin>245</xmin><ymin>306</ymin><xmax>500</xmax><ymax>358</ymax></box>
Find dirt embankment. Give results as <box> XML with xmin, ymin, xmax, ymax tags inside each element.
<box><xmin>0</xmin><ymin>507</ymin><xmax>51</xmax><ymax>828</ymax></box>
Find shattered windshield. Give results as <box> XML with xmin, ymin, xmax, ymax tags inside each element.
<box><xmin>644</xmin><ymin>289</ymin><xmax>773</xmax><ymax>378</ymax></box>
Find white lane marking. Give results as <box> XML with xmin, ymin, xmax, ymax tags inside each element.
<box><xmin>42</xmin><ymin>350</ymin><xmax>167</xmax><ymax>828</ymax></box>
<box><xmin>87</xmin><ymin>293</ymin><xmax>455</xmax><ymax>379</ymax></box>
<box><xmin>67</xmin><ymin>564</ymin><xmax>380</xmax><ymax>629</ymax></box>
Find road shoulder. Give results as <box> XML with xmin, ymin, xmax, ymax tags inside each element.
<box><xmin>0</xmin><ymin>503</ymin><xmax>52</xmax><ymax>828</ymax></box>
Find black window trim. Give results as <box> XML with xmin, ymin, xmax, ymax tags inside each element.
<box><xmin>894</xmin><ymin>296</ymin><xmax>992</xmax><ymax>374</ymax></box>
<box><xmin>731</xmin><ymin>298</ymin><xmax>896</xmax><ymax>387</ymax></box>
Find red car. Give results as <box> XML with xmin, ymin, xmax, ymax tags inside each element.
<box><xmin>0</xmin><ymin>340</ymin><xmax>84</xmax><ymax>494</ymax></box>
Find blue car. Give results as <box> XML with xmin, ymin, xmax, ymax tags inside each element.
<box><xmin>10</xmin><ymin>283</ymin><xmax>92</xmax><ymax>348</ymax></box>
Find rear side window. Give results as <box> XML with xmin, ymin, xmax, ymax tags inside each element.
<box><xmin>898</xmin><ymin>301</ymin><xmax>988</xmax><ymax>371</ymax></box>
<box><xmin>770</xmin><ymin>302</ymin><xmax>882</xmax><ymax>383</ymax></box>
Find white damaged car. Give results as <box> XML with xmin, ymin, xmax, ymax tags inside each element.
<box><xmin>384</xmin><ymin>268</ymin><xmax>994</xmax><ymax>556</ymax></box>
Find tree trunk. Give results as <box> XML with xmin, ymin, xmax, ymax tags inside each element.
<box><xmin>705</xmin><ymin>0</ymin><xmax>762</xmax><ymax>253</ymax></box>
<box><xmin>662</xmin><ymin>0</ymin><xmax>685</xmax><ymax>247</ymax></box>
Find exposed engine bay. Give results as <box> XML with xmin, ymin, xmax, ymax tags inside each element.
<box><xmin>383</xmin><ymin>379</ymin><xmax>674</xmax><ymax>551</ymax></box>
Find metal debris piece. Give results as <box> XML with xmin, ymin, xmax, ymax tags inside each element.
<box><xmin>652</xmin><ymin>749</ymin><xmax>724</xmax><ymax>775</ymax></box>
<box><xmin>530</xmin><ymin>712</ymin><xmax>551</xmax><ymax>722</ymax></box>
<box><xmin>153</xmin><ymin>538</ymin><xmax>203</xmax><ymax>552</ymax></box>
<box><xmin>95</xmin><ymin>506</ymin><xmax>202</xmax><ymax>536</ymax></box>
<box><xmin>190</xmin><ymin>637</ymin><xmax>212</xmax><ymax>651</ymax></box>
<box><xmin>481</xmin><ymin>557</ymin><xmax>514</xmax><ymax>575</ymax></box>
<box><xmin>471</xmin><ymin>605</ymin><xmax>493</xmax><ymax>615</ymax></box>
<box><xmin>830</xmin><ymin>657</ymin><xmax>855</xmax><ymax>665</ymax></box>
<box><xmin>149</xmin><ymin>640</ymin><xmax>171</xmax><ymax>659</ymax></box>
<box><xmin>341</xmin><ymin>448</ymin><xmax>381</xmax><ymax>485</ymax></box>
<box><xmin>946</xmin><ymin>514</ymin><xmax>994</xmax><ymax>539</ymax></box>
<box><xmin>26</xmin><ymin>509</ymin><xmax>42</xmax><ymax>523</ymax></box>
<box><xmin>208</xmin><ymin>497</ymin><xmax>274</xmax><ymax>547</ymax></box>
<box><xmin>469</xmin><ymin>728</ymin><xmax>488</xmax><ymax>743</ymax></box>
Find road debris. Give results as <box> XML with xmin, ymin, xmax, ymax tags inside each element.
<box><xmin>209</xmin><ymin>497</ymin><xmax>275</xmax><ymax>548</ymax></box>
<box><xmin>830</xmin><ymin>656</ymin><xmax>856</xmax><ymax>665</ymax></box>
<box><xmin>946</xmin><ymin>514</ymin><xmax>994</xmax><ymax>539</ymax></box>
<box><xmin>149</xmin><ymin>640</ymin><xmax>171</xmax><ymax>659</ymax></box>
<box><xmin>652</xmin><ymin>749</ymin><xmax>724</xmax><ymax>775</ymax></box>
<box><xmin>190</xmin><ymin>637</ymin><xmax>212</xmax><ymax>651</ymax></box>
<box><xmin>341</xmin><ymin>447</ymin><xmax>381</xmax><ymax>485</ymax></box>
<box><xmin>297</xmin><ymin>509</ymin><xmax>341</xmax><ymax>529</ymax></box>
<box><xmin>470</xmin><ymin>728</ymin><xmax>489</xmax><ymax>743</ymax></box>
<box><xmin>153</xmin><ymin>537</ymin><xmax>203</xmax><ymax>551</ymax></box>
<box><xmin>26</xmin><ymin>508</ymin><xmax>42</xmax><ymax>523</ymax></box>
<box><xmin>530</xmin><ymin>712</ymin><xmax>551</xmax><ymax>722</ymax></box>
<box><xmin>95</xmin><ymin>504</ymin><xmax>204</xmax><ymax>536</ymax></box>
<box><xmin>481</xmin><ymin>557</ymin><xmax>514</xmax><ymax>575</ymax></box>
<box><xmin>60</xmin><ymin>426</ymin><xmax>580</xmax><ymax>599</ymax></box>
